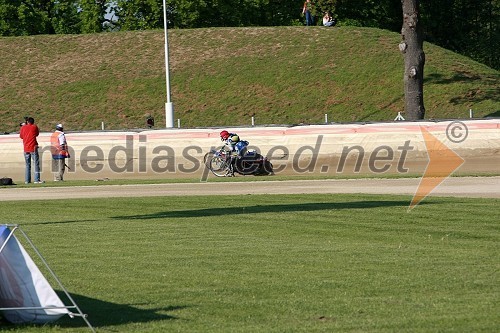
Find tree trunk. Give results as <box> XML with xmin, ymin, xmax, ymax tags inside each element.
<box><xmin>400</xmin><ymin>0</ymin><xmax>425</xmax><ymax>120</ymax></box>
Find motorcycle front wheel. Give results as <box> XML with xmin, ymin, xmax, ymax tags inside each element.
<box><xmin>209</xmin><ymin>156</ymin><xmax>231</xmax><ymax>177</ymax></box>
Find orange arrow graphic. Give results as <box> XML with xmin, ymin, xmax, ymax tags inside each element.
<box><xmin>409</xmin><ymin>126</ymin><xmax>465</xmax><ymax>210</ymax></box>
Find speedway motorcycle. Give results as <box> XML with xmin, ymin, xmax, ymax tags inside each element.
<box><xmin>204</xmin><ymin>147</ymin><xmax>273</xmax><ymax>177</ymax></box>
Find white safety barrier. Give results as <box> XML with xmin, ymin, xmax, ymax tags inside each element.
<box><xmin>0</xmin><ymin>119</ymin><xmax>498</xmax><ymax>181</ymax></box>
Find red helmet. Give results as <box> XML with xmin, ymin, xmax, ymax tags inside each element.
<box><xmin>220</xmin><ymin>130</ymin><xmax>230</xmax><ymax>140</ymax></box>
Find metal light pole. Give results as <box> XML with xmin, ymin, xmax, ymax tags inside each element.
<box><xmin>163</xmin><ymin>0</ymin><xmax>174</xmax><ymax>128</ymax></box>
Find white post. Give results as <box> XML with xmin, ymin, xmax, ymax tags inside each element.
<box><xmin>101</xmin><ymin>122</ymin><xmax>104</xmax><ymax>130</ymax></box>
<box><xmin>163</xmin><ymin>0</ymin><xmax>174</xmax><ymax>128</ymax></box>
<box><xmin>177</xmin><ymin>119</ymin><xmax>181</xmax><ymax>128</ymax></box>
<box><xmin>325</xmin><ymin>113</ymin><xmax>328</xmax><ymax>123</ymax></box>
<box><xmin>251</xmin><ymin>116</ymin><xmax>255</xmax><ymax>127</ymax></box>
<box><xmin>469</xmin><ymin>108</ymin><xmax>473</xmax><ymax>118</ymax></box>
<box><xmin>394</xmin><ymin>112</ymin><xmax>405</xmax><ymax>121</ymax></box>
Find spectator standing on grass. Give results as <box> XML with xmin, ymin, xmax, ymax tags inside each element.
<box><xmin>51</xmin><ymin>124</ymin><xmax>69</xmax><ymax>182</ymax></box>
<box><xmin>302</xmin><ymin>0</ymin><xmax>314</xmax><ymax>26</ymax></box>
<box><xmin>19</xmin><ymin>117</ymin><xmax>43</xmax><ymax>184</ymax></box>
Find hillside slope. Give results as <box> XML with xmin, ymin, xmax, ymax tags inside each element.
<box><xmin>0</xmin><ymin>26</ymin><xmax>498</xmax><ymax>132</ymax></box>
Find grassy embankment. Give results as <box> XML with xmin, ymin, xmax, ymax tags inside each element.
<box><xmin>0</xmin><ymin>26</ymin><xmax>498</xmax><ymax>133</ymax></box>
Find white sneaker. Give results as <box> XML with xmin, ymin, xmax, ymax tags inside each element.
<box><xmin>34</xmin><ymin>181</ymin><xmax>45</xmax><ymax>184</ymax></box>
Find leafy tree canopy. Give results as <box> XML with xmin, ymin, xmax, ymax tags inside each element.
<box><xmin>0</xmin><ymin>0</ymin><xmax>497</xmax><ymax>69</ymax></box>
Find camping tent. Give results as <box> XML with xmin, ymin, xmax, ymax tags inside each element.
<box><xmin>0</xmin><ymin>224</ymin><xmax>94</xmax><ymax>331</ymax></box>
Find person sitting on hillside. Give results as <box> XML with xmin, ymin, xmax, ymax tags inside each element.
<box><xmin>322</xmin><ymin>12</ymin><xmax>336</xmax><ymax>27</ymax></box>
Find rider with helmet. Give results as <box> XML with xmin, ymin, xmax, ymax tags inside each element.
<box><xmin>219</xmin><ymin>130</ymin><xmax>248</xmax><ymax>157</ymax></box>
<box><xmin>219</xmin><ymin>130</ymin><xmax>236</xmax><ymax>146</ymax></box>
<box><xmin>215</xmin><ymin>129</ymin><xmax>271</xmax><ymax>176</ymax></box>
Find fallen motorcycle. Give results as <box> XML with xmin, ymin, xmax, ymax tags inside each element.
<box><xmin>204</xmin><ymin>148</ymin><xmax>273</xmax><ymax>177</ymax></box>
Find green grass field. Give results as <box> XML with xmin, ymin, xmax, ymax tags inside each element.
<box><xmin>0</xmin><ymin>193</ymin><xmax>498</xmax><ymax>332</ymax></box>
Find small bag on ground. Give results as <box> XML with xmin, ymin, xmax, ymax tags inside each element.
<box><xmin>0</xmin><ymin>177</ymin><xmax>14</xmax><ymax>185</ymax></box>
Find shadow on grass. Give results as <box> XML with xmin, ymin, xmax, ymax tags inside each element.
<box><xmin>114</xmin><ymin>200</ymin><xmax>418</xmax><ymax>220</ymax></box>
<box><xmin>425</xmin><ymin>72</ymin><xmax>483</xmax><ymax>84</ymax></box>
<box><xmin>425</xmin><ymin>72</ymin><xmax>500</xmax><ymax>104</ymax></box>
<box><xmin>0</xmin><ymin>292</ymin><xmax>187</xmax><ymax>330</ymax></box>
<box><xmin>31</xmin><ymin>219</ymin><xmax>100</xmax><ymax>226</ymax></box>
<box><xmin>485</xmin><ymin>110</ymin><xmax>500</xmax><ymax>117</ymax></box>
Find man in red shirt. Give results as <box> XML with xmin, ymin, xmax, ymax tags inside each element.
<box><xmin>19</xmin><ymin>117</ymin><xmax>43</xmax><ymax>184</ymax></box>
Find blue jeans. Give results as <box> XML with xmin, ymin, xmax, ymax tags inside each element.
<box><xmin>24</xmin><ymin>150</ymin><xmax>41</xmax><ymax>183</ymax></box>
<box><xmin>305</xmin><ymin>11</ymin><xmax>314</xmax><ymax>26</ymax></box>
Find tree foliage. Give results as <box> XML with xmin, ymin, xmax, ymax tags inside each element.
<box><xmin>420</xmin><ymin>0</ymin><xmax>499</xmax><ymax>69</ymax></box>
<box><xmin>79</xmin><ymin>0</ymin><xmax>108</xmax><ymax>33</ymax></box>
<box><xmin>115</xmin><ymin>0</ymin><xmax>163</xmax><ymax>30</ymax></box>
<box><xmin>0</xmin><ymin>0</ymin><xmax>497</xmax><ymax>69</ymax></box>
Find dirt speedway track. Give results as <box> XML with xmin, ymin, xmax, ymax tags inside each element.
<box><xmin>0</xmin><ymin>177</ymin><xmax>498</xmax><ymax>202</ymax></box>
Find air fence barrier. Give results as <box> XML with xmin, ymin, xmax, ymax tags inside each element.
<box><xmin>0</xmin><ymin>119</ymin><xmax>498</xmax><ymax>182</ymax></box>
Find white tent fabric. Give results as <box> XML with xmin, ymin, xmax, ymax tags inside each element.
<box><xmin>0</xmin><ymin>225</ymin><xmax>68</xmax><ymax>324</ymax></box>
